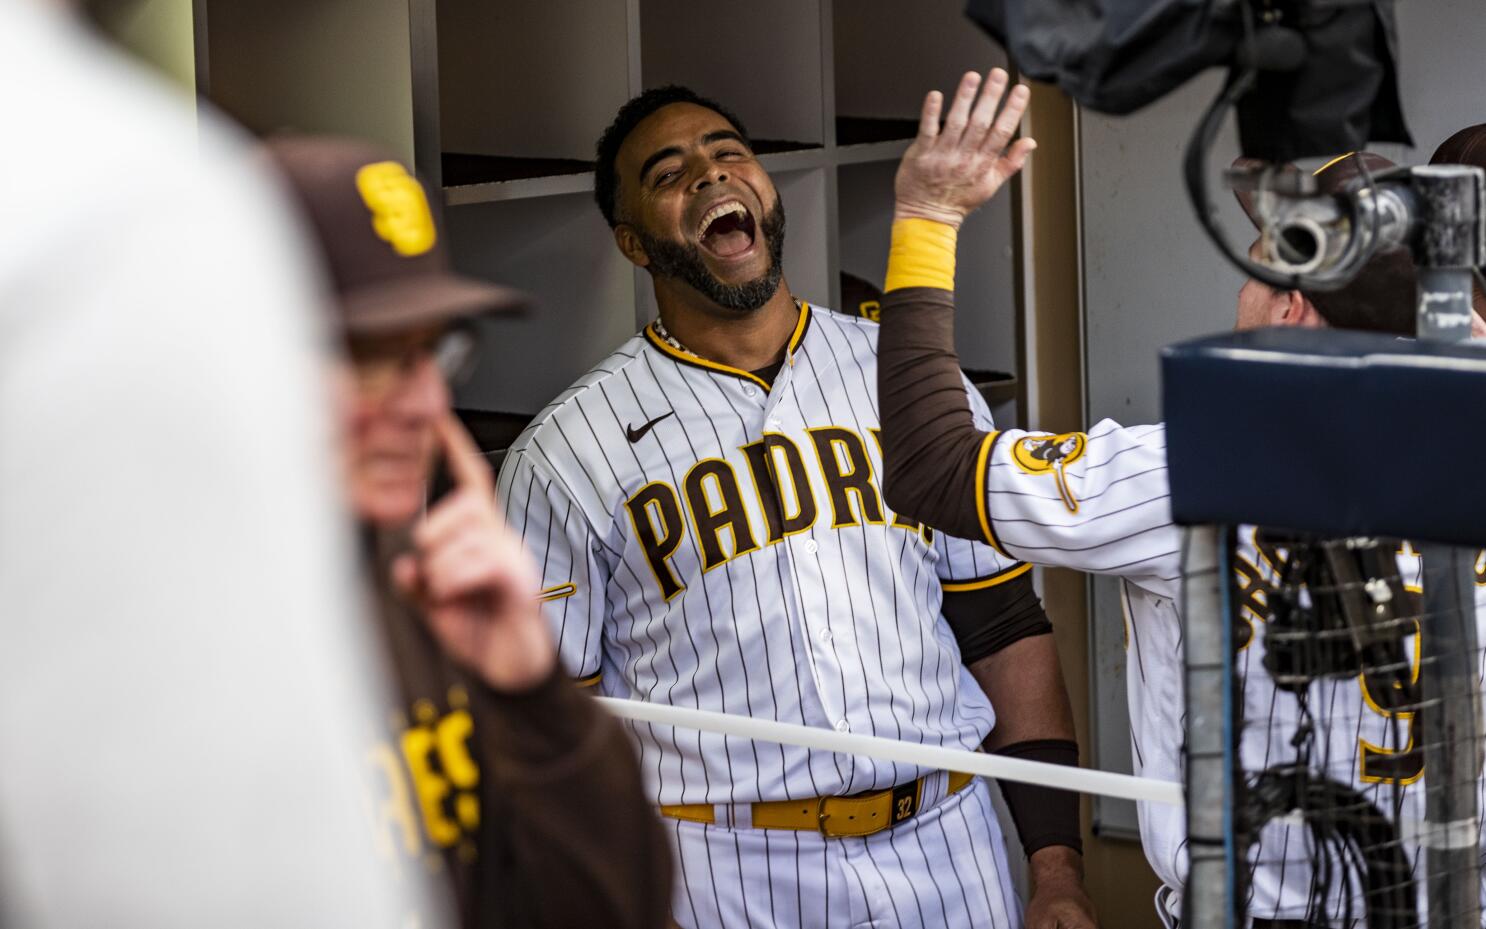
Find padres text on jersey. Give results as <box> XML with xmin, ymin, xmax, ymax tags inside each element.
<box><xmin>498</xmin><ymin>304</ymin><xmax>1027</xmax><ymax>807</ymax></box>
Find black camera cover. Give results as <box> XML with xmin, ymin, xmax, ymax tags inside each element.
<box><xmin>965</xmin><ymin>0</ymin><xmax>1410</xmax><ymax>161</ymax></box>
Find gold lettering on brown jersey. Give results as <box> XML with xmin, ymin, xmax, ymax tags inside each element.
<box><xmin>624</xmin><ymin>481</ymin><xmax>687</xmax><ymax>599</ymax></box>
<box><xmin>435</xmin><ymin>710</ymin><xmax>480</xmax><ymax>831</ymax></box>
<box><xmin>742</xmin><ymin>433</ymin><xmax>817</xmax><ymax>544</ymax></box>
<box><xmin>372</xmin><ymin>696</ymin><xmax>482</xmax><ymax>862</ymax></box>
<box><xmin>402</xmin><ymin>725</ymin><xmax>460</xmax><ymax>847</ymax></box>
<box><xmin>684</xmin><ymin>458</ymin><xmax>761</xmax><ymax>571</ymax></box>
<box><xmin>808</xmin><ymin>427</ymin><xmax>886</xmax><ymax>528</ymax></box>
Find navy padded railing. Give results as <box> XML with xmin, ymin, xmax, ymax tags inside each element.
<box><xmin>1161</xmin><ymin>327</ymin><xmax>1486</xmax><ymax>547</ymax></box>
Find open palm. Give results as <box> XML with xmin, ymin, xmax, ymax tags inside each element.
<box><xmin>894</xmin><ymin>69</ymin><xmax>1036</xmax><ymax>228</ymax></box>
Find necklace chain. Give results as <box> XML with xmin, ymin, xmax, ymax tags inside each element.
<box><xmin>651</xmin><ymin>301</ymin><xmax>802</xmax><ymax>361</ymax></box>
<box><xmin>650</xmin><ymin>317</ymin><xmax>697</xmax><ymax>357</ymax></box>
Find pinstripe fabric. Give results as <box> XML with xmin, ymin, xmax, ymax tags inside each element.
<box><xmin>667</xmin><ymin>779</ymin><xmax>1019</xmax><ymax>929</ymax></box>
<box><xmin>498</xmin><ymin>305</ymin><xmax>1023</xmax><ymax>925</ymax></box>
<box><xmin>977</xmin><ymin>418</ymin><xmax>1486</xmax><ymax>923</ymax></box>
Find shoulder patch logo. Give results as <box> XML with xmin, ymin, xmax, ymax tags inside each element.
<box><xmin>1011</xmin><ymin>432</ymin><xmax>1087</xmax><ymax>513</ymax></box>
<box><xmin>355</xmin><ymin>161</ymin><xmax>437</xmax><ymax>257</ymax></box>
<box><xmin>1010</xmin><ymin>432</ymin><xmax>1087</xmax><ymax>474</ymax></box>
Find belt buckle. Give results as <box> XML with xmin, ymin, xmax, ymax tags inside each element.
<box><xmin>816</xmin><ymin>796</ymin><xmax>832</xmax><ymax>837</ymax></box>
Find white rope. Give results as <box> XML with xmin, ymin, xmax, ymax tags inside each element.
<box><xmin>597</xmin><ymin>697</ymin><xmax>1184</xmax><ymax>807</ymax></box>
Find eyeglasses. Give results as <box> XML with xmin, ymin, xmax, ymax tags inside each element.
<box><xmin>348</xmin><ymin>325</ymin><xmax>479</xmax><ymax>400</ymax></box>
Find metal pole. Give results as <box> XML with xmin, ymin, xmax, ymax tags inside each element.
<box><xmin>1184</xmin><ymin>525</ymin><xmax>1238</xmax><ymax>929</ymax></box>
<box><xmin>1416</xmin><ymin>541</ymin><xmax>1481</xmax><ymax>928</ymax></box>
<box><xmin>1410</xmin><ymin>165</ymin><xmax>1484</xmax><ymax>929</ymax></box>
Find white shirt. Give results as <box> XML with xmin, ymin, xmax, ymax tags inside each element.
<box><xmin>0</xmin><ymin>5</ymin><xmax>418</xmax><ymax>926</ymax></box>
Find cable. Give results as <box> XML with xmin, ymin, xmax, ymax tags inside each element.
<box><xmin>1244</xmin><ymin>768</ymin><xmax>1417</xmax><ymax>929</ymax></box>
<box><xmin>593</xmin><ymin>696</ymin><xmax>1185</xmax><ymax>806</ymax></box>
<box><xmin>1182</xmin><ymin>9</ymin><xmax>1384</xmax><ymax>294</ymax></box>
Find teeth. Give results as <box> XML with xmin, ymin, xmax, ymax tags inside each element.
<box><xmin>697</xmin><ymin>201</ymin><xmax>749</xmax><ymax>239</ymax></box>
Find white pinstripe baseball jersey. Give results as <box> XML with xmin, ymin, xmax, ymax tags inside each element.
<box><xmin>969</xmin><ymin>418</ymin><xmax>1486</xmax><ymax>924</ymax></box>
<box><xmin>498</xmin><ymin>302</ymin><xmax>1029</xmax><ymax>928</ymax></box>
<box><xmin>498</xmin><ymin>303</ymin><xmax>1028</xmax><ymax>807</ymax></box>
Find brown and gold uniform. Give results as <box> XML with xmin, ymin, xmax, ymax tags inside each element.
<box><xmin>363</xmin><ymin>528</ymin><xmax>673</xmax><ymax>929</ymax></box>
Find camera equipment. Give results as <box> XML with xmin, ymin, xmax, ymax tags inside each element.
<box><xmin>964</xmin><ymin>0</ymin><xmax>1409</xmax><ymax>162</ymax></box>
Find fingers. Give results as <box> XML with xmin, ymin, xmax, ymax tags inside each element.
<box><xmin>392</xmin><ymin>552</ymin><xmax>422</xmax><ymax>598</ymax></box>
<box><xmin>928</xmin><ymin>68</ymin><xmax>1032</xmax><ymax>164</ymax></box>
<box><xmin>939</xmin><ymin>71</ymin><xmax>982</xmax><ymax>146</ymax></box>
<box><xmin>982</xmin><ymin>81</ymin><xmax>1032</xmax><ymax>157</ymax></box>
<box><xmin>422</xmin><ymin>541</ymin><xmax>505</xmax><ymax>603</ymax></box>
<box><xmin>433</xmin><ymin>412</ymin><xmax>492</xmax><ymax>495</ymax></box>
<box><xmin>414</xmin><ymin>487</ymin><xmax>492</xmax><ymax>553</ymax></box>
<box><xmin>963</xmin><ymin>68</ymin><xmax>1010</xmax><ymax>150</ymax></box>
<box><xmin>406</xmin><ymin>480</ymin><xmax>538</xmax><ymax>606</ymax></box>
<box><xmin>415</xmin><ymin>411</ymin><xmax>500</xmax><ymax>551</ymax></box>
<box><xmin>402</xmin><ymin>516</ymin><xmax>533</xmax><ymax>606</ymax></box>
<box><xmin>421</xmin><ymin>524</ymin><xmax>537</xmax><ymax>605</ymax></box>
<box><xmin>916</xmin><ymin>89</ymin><xmax>943</xmax><ymax>142</ymax></box>
<box><xmin>999</xmin><ymin>137</ymin><xmax>1038</xmax><ymax>178</ymax></box>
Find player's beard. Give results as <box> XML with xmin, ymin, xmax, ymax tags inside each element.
<box><xmin>638</xmin><ymin>199</ymin><xmax>787</xmax><ymax>314</ymax></box>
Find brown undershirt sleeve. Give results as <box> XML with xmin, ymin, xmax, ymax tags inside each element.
<box><xmin>473</xmin><ymin>670</ymin><xmax>673</xmax><ymax>929</ymax></box>
<box><xmin>940</xmin><ymin>573</ymin><xmax>1053</xmax><ymax>666</ymax></box>
<box><xmin>877</xmin><ymin>284</ymin><xmax>995</xmax><ymax>543</ymax></box>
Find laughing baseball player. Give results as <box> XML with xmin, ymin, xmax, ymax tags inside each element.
<box><xmin>875</xmin><ymin>70</ymin><xmax>1486</xmax><ymax>927</ymax></box>
<box><xmin>497</xmin><ymin>84</ymin><xmax>1097</xmax><ymax>928</ymax></box>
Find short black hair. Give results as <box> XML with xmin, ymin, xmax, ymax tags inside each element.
<box><xmin>593</xmin><ymin>85</ymin><xmax>751</xmax><ymax>228</ymax></box>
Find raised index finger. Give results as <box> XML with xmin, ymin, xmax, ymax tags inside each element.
<box><xmin>433</xmin><ymin>412</ymin><xmax>493</xmax><ymax>495</ymax></box>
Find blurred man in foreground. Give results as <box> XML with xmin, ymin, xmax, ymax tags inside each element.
<box><xmin>0</xmin><ymin>2</ymin><xmax>411</xmax><ymax>927</ymax></box>
<box><xmin>263</xmin><ymin>136</ymin><xmax>673</xmax><ymax>929</ymax></box>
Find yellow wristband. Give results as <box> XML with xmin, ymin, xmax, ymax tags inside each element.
<box><xmin>884</xmin><ymin>218</ymin><xmax>958</xmax><ymax>293</ymax></box>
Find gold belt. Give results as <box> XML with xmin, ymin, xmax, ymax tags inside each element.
<box><xmin>659</xmin><ymin>771</ymin><xmax>975</xmax><ymax>838</ymax></box>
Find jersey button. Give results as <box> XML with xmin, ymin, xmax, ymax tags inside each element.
<box><xmin>803</xmin><ymin>539</ymin><xmax>819</xmax><ymax>554</ymax></box>
<box><xmin>744</xmin><ymin>384</ymin><xmax>758</xmax><ymax>398</ymax></box>
<box><xmin>835</xmin><ymin>720</ymin><xmax>850</xmax><ymax>733</ymax></box>
<box><xmin>818</xmin><ymin>628</ymin><xmax>833</xmax><ymax>644</ymax></box>
<box><xmin>768</xmin><ymin>417</ymin><xmax>783</xmax><ymax>429</ymax></box>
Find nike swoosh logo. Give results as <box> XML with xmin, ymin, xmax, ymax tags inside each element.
<box><xmin>626</xmin><ymin>411</ymin><xmax>674</xmax><ymax>443</ymax></box>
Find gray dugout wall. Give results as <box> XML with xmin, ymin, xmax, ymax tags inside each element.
<box><xmin>1078</xmin><ymin>0</ymin><xmax>1486</xmax><ymax>836</ymax></box>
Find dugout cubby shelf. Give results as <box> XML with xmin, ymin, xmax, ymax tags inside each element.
<box><xmin>444</xmin><ymin>192</ymin><xmax>639</xmax><ymax>415</ymax></box>
<box><xmin>836</xmin><ymin>159</ymin><xmax>1021</xmax><ymax>427</ymax></box>
<box><xmin>434</xmin><ymin>0</ymin><xmax>631</xmax><ymax>192</ymax></box>
<box><xmin>195</xmin><ymin>0</ymin><xmax>1025</xmax><ymax>419</ymax></box>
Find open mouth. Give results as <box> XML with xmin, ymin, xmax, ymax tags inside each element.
<box><xmin>696</xmin><ymin>199</ymin><xmax>757</xmax><ymax>259</ymax></box>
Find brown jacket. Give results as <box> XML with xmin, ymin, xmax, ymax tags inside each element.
<box><xmin>363</xmin><ymin>528</ymin><xmax>673</xmax><ymax>929</ymax></box>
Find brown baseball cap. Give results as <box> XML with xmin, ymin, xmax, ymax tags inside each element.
<box><xmin>1232</xmin><ymin>152</ymin><xmax>1418</xmax><ymax>334</ymax></box>
<box><xmin>263</xmin><ymin>135</ymin><xmax>527</xmax><ymax>335</ymax></box>
<box><xmin>1431</xmin><ymin>124</ymin><xmax>1486</xmax><ymax>168</ymax></box>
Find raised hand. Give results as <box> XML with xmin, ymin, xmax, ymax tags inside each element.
<box><xmin>894</xmin><ymin>68</ymin><xmax>1036</xmax><ymax>228</ymax></box>
<box><xmin>393</xmin><ymin>413</ymin><xmax>557</xmax><ymax>692</ymax></box>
